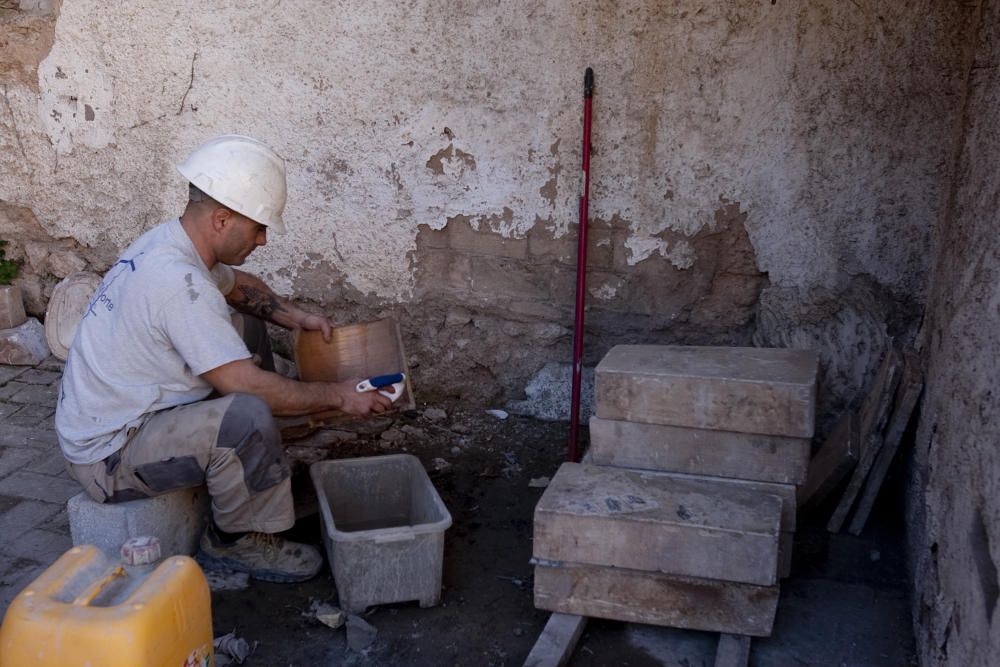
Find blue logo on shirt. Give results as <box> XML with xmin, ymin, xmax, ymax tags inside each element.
<box><xmin>85</xmin><ymin>252</ymin><xmax>144</xmax><ymax>318</ymax></box>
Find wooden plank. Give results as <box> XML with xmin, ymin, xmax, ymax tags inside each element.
<box><xmin>715</xmin><ymin>634</ymin><xmax>751</xmax><ymax>667</ymax></box>
<box><xmin>588</xmin><ymin>417</ymin><xmax>811</xmax><ymax>484</ymax></box>
<box><xmin>847</xmin><ymin>352</ymin><xmax>924</xmax><ymax>535</ymax></box>
<box><xmin>294</xmin><ymin>318</ymin><xmax>416</xmax><ymax>411</ymax></box>
<box><xmin>827</xmin><ymin>348</ymin><xmax>903</xmax><ymax>532</ymax></box>
<box><xmin>798</xmin><ymin>411</ymin><xmax>859</xmax><ymax>508</ymax></box>
<box><xmin>777</xmin><ymin>531</ymin><xmax>793</xmax><ymax>579</ymax></box>
<box><xmin>534</xmin><ymin>463</ymin><xmax>782</xmax><ymax>586</ymax></box>
<box><xmin>857</xmin><ymin>347</ymin><xmax>903</xmax><ymax>456</ymax></box>
<box><xmin>522</xmin><ymin>613</ymin><xmax>587</xmax><ymax>667</ymax></box>
<box><xmin>595</xmin><ymin>346</ymin><xmax>819</xmax><ymax>438</ymax></box>
<box><xmin>534</xmin><ymin>562</ymin><xmax>779</xmax><ymax>637</ymax></box>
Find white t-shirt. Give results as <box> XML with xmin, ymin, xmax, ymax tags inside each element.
<box><xmin>56</xmin><ymin>218</ymin><xmax>250</xmax><ymax>465</ymax></box>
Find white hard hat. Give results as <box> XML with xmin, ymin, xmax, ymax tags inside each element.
<box><xmin>177</xmin><ymin>134</ymin><xmax>288</xmax><ymax>234</ymax></box>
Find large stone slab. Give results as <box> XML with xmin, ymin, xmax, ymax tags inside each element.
<box><xmin>67</xmin><ymin>487</ymin><xmax>209</xmax><ymax>557</ymax></box>
<box><xmin>588</xmin><ymin>417</ymin><xmax>811</xmax><ymax>484</ymax></box>
<box><xmin>534</xmin><ymin>463</ymin><xmax>782</xmax><ymax>586</ymax></box>
<box><xmin>534</xmin><ymin>561</ymin><xmax>779</xmax><ymax>637</ymax></box>
<box><xmin>0</xmin><ymin>318</ymin><xmax>50</xmax><ymax>366</ymax></box>
<box><xmin>594</xmin><ymin>345</ymin><xmax>818</xmax><ymax>438</ymax></box>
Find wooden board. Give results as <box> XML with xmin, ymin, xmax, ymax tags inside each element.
<box><xmin>715</xmin><ymin>634</ymin><xmax>751</xmax><ymax>667</ymax></box>
<box><xmin>847</xmin><ymin>352</ymin><xmax>924</xmax><ymax>535</ymax></box>
<box><xmin>522</xmin><ymin>613</ymin><xmax>586</xmax><ymax>667</ymax></box>
<box><xmin>588</xmin><ymin>417</ymin><xmax>811</xmax><ymax>484</ymax></box>
<box><xmin>534</xmin><ymin>562</ymin><xmax>779</xmax><ymax>637</ymax></box>
<box><xmin>595</xmin><ymin>345</ymin><xmax>818</xmax><ymax>438</ymax></box>
<box><xmin>827</xmin><ymin>348</ymin><xmax>903</xmax><ymax>532</ymax></box>
<box><xmin>798</xmin><ymin>411</ymin><xmax>859</xmax><ymax>509</ymax></box>
<box><xmin>292</xmin><ymin>317</ymin><xmax>415</xmax><ymax>422</ymax></box>
<box><xmin>534</xmin><ymin>463</ymin><xmax>782</xmax><ymax>586</ymax></box>
<box><xmin>778</xmin><ymin>531</ymin><xmax>793</xmax><ymax>579</ymax></box>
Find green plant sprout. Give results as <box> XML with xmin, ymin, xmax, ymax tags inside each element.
<box><xmin>0</xmin><ymin>240</ymin><xmax>20</xmax><ymax>285</ymax></box>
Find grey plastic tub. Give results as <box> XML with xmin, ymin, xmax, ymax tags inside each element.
<box><xmin>310</xmin><ymin>454</ymin><xmax>452</xmax><ymax>613</ymax></box>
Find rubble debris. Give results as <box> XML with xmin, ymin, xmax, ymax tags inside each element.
<box><xmin>0</xmin><ymin>318</ymin><xmax>50</xmax><ymax>365</ymax></box>
<box><xmin>423</xmin><ymin>407</ymin><xmax>448</xmax><ymax>421</ymax></box>
<box><xmin>305</xmin><ymin>600</ymin><xmax>346</xmax><ymax>630</ymax></box>
<box><xmin>528</xmin><ymin>476</ymin><xmax>550</xmax><ymax>488</ymax></box>
<box><xmin>501</xmin><ymin>450</ymin><xmax>522</xmax><ymax>477</ymax></box>
<box><xmin>213</xmin><ymin>631</ymin><xmax>257</xmax><ymax>665</ymax></box>
<box><xmin>485</xmin><ymin>409</ymin><xmax>509</xmax><ymax>420</ymax></box>
<box><xmin>346</xmin><ymin>614</ymin><xmax>378</xmax><ymax>651</ymax></box>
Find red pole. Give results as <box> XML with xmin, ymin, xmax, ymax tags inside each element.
<box><xmin>568</xmin><ymin>67</ymin><xmax>594</xmax><ymax>462</ymax></box>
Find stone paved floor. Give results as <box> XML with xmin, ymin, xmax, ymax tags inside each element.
<box><xmin>0</xmin><ymin>357</ymin><xmax>76</xmax><ymax>612</ymax></box>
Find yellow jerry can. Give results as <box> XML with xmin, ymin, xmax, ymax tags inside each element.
<box><xmin>0</xmin><ymin>537</ymin><xmax>213</xmax><ymax>667</ymax></box>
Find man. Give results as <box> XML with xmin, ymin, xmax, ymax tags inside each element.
<box><xmin>55</xmin><ymin>134</ymin><xmax>391</xmax><ymax>583</ymax></box>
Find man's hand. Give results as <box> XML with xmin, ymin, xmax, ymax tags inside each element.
<box><xmin>299</xmin><ymin>312</ymin><xmax>334</xmax><ymax>343</ymax></box>
<box><xmin>203</xmin><ymin>360</ymin><xmax>393</xmax><ymax>417</ymax></box>
<box><xmin>331</xmin><ymin>380</ymin><xmax>393</xmax><ymax>416</ymax></box>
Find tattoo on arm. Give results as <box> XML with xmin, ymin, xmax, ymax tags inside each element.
<box><xmin>235</xmin><ymin>284</ymin><xmax>288</xmax><ymax>322</ymax></box>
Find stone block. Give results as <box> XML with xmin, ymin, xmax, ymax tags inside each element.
<box><xmin>67</xmin><ymin>487</ymin><xmax>209</xmax><ymax>557</ymax></box>
<box><xmin>588</xmin><ymin>417</ymin><xmax>811</xmax><ymax>484</ymax></box>
<box><xmin>533</xmin><ymin>463</ymin><xmax>781</xmax><ymax>586</ymax></box>
<box><xmin>471</xmin><ymin>256</ymin><xmax>549</xmax><ymax>300</ymax></box>
<box><xmin>0</xmin><ymin>286</ymin><xmax>27</xmax><ymax>330</ymax></box>
<box><xmin>595</xmin><ymin>345</ymin><xmax>818</xmax><ymax>438</ymax></box>
<box><xmin>414</xmin><ymin>249</ymin><xmax>472</xmax><ymax>294</ymax></box>
<box><xmin>447</xmin><ymin>216</ymin><xmax>528</xmax><ymax>259</ymax></box>
<box><xmin>0</xmin><ymin>318</ymin><xmax>50</xmax><ymax>366</ymax></box>
<box><xmin>533</xmin><ymin>561</ymin><xmax>779</xmax><ymax>637</ymax></box>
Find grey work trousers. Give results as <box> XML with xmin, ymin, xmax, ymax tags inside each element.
<box><xmin>67</xmin><ymin>315</ymin><xmax>295</xmax><ymax>533</ymax></box>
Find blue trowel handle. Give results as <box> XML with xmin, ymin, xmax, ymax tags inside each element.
<box><xmin>360</xmin><ymin>373</ymin><xmax>405</xmax><ymax>390</ymax></box>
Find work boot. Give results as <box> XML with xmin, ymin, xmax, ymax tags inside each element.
<box><xmin>198</xmin><ymin>526</ymin><xmax>323</xmax><ymax>583</ymax></box>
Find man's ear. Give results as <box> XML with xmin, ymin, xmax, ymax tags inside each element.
<box><xmin>210</xmin><ymin>206</ymin><xmax>232</xmax><ymax>233</ymax></box>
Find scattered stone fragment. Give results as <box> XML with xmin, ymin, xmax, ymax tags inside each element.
<box><xmin>213</xmin><ymin>631</ymin><xmax>257</xmax><ymax>665</ymax></box>
<box><xmin>501</xmin><ymin>451</ymin><xmax>522</xmax><ymax>477</ymax></box>
<box><xmin>401</xmin><ymin>425</ymin><xmax>426</xmax><ymax>439</ymax></box>
<box><xmin>450</xmin><ymin>446</ymin><xmax>462</xmax><ymax>456</ymax></box>
<box><xmin>444</xmin><ymin>308</ymin><xmax>472</xmax><ymax>327</ymax></box>
<box><xmin>432</xmin><ymin>458</ymin><xmax>451</xmax><ymax>472</ymax></box>
<box><xmin>529</xmin><ymin>477</ymin><xmax>550</xmax><ymax>488</ymax></box>
<box><xmin>346</xmin><ymin>614</ymin><xmax>378</xmax><ymax>651</ymax></box>
<box><xmin>273</xmin><ymin>353</ymin><xmax>298</xmax><ymax>379</ymax></box>
<box><xmin>46</xmin><ymin>250</ymin><xmax>87</xmax><ymax>278</ymax></box>
<box><xmin>423</xmin><ymin>407</ymin><xmax>448</xmax><ymax>421</ymax></box>
<box><xmin>380</xmin><ymin>427</ymin><xmax>405</xmax><ymax>444</ymax></box>
<box><xmin>306</xmin><ymin>601</ymin><xmax>346</xmax><ymax>630</ymax></box>
<box><xmin>0</xmin><ymin>318</ymin><xmax>50</xmax><ymax>366</ymax></box>
<box><xmin>486</xmin><ymin>409</ymin><xmax>509</xmax><ymax>420</ymax></box>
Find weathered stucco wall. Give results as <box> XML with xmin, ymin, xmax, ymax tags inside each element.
<box><xmin>0</xmin><ymin>1</ymin><xmax>970</xmax><ymax>407</ymax></box>
<box><xmin>907</xmin><ymin>2</ymin><xmax>1000</xmax><ymax>664</ymax></box>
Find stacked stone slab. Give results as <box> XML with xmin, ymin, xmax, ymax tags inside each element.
<box><xmin>533</xmin><ymin>345</ymin><xmax>817</xmax><ymax>637</ymax></box>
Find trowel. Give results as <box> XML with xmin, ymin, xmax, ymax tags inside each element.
<box><xmin>356</xmin><ymin>372</ymin><xmax>406</xmax><ymax>402</ymax></box>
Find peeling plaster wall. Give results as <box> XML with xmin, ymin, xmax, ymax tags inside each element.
<box><xmin>907</xmin><ymin>2</ymin><xmax>1000</xmax><ymax>664</ymax></box>
<box><xmin>0</xmin><ymin>1</ymin><xmax>971</xmax><ymax>406</ymax></box>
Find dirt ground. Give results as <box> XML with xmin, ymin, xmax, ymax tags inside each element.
<box><xmin>209</xmin><ymin>401</ymin><xmax>917</xmax><ymax>666</ymax></box>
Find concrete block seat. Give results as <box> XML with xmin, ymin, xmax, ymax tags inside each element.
<box><xmin>67</xmin><ymin>486</ymin><xmax>209</xmax><ymax>557</ymax></box>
